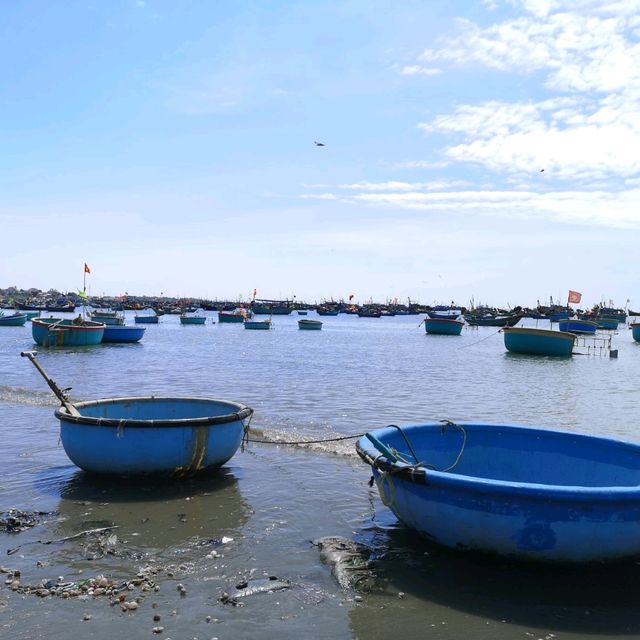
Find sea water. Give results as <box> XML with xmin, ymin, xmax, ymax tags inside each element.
<box><xmin>1</xmin><ymin>312</ymin><xmax>639</xmax><ymax>639</ymax></box>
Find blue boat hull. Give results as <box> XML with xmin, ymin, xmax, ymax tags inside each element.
<box><xmin>631</xmin><ymin>323</ymin><xmax>640</xmax><ymax>342</ymax></box>
<box><xmin>503</xmin><ymin>327</ymin><xmax>575</xmax><ymax>356</ymax></box>
<box><xmin>102</xmin><ymin>325</ymin><xmax>146</xmax><ymax>343</ymax></box>
<box><xmin>357</xmin><ymin>422</ymin><xmax>640</xmax><ymax>562</ymax></box>
<box><xmin>134</xmin><ymin>315</ymin><xmax>159</xmax><ymax>324</ymax></box>
<box><xmin>424</xmin><ymin>318</ymin><xmax>464</xmax><ymax>335</ymax></box>
<box><xmin>0</xmin><ymin>313</ymin><xmax>27</xmax><ymax>327</ymax></box>
<box><xmin>597</xmin><ymin>316</ymin><xmax>619</xmax><ymax>330</ymax></box>
<box><xmin>32</xmin><ymin>318</ymin><xmax>105</xmax><ymax>346</ymax></box>
<box><xmin>558</xmin><ymin>319</ymin><xmax>597</xmax><ymax>334</ymax></box>
<box><xmin>55</xmin><ymin>396</ymin><xmax>252</xmax><ymax>476</ymax></box>
<box><xmin>244</xmin><ymin>321</ymin><xmax>271</xmax><ymax>330</ymax></box>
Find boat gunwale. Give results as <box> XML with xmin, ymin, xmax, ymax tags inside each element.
<box><xmin>356</xmin><ymin>422</ymin><xmax>640</xmax><ymax>500</ymax></box>
<box><xmin>502</xmin><ymin>327</ymin><xmax>576</xmax><ymax>341</ymax></box>
<box><xmin>55</xmin><ymin>396</ymin><xmax>253</xmax><ymax>428</ymax></box>
<box><xmin>32</xmin><ymin>317</ymin><xmax>106</xmax><ymax>331</ymax></box>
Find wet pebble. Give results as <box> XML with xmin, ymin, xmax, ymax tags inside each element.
<box><xmin>83</xmin><ymin>614</ymin><xmax>92</xmax><ymax>621</ymax></box>
<box><xmin>152</xmin><ymin>626</ymin><xmax>164</xmax><ymax>634</ymax></box>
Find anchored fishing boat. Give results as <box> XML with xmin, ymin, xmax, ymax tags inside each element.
<box><xmin>31</xmin><ymin>317</ymin><xmax>105</xmax><ymax>347</ymax></box>
<box><xmin>298</xmin><ymin>319</ymin><xmax>323</xmax><ymax>330</ymax></box>
<box><xmin>630</xmin><ymin>323</ymin><xmax>640</xmax><ymax>342</ymax></box>
<box><xmin>244</xmin><ymin>319</ymin><xmax>272</xmax><ymax>330</ymax></box>
<box><xmin>134</xmin><ymin>311</ymin><xmax>159</xmax><ymax>324</ymax></box>
<box><xmin>357</xmin><ymin>421</ymin><xmax>640</xmax><ymax>562</ymax></box>
<box><xmin>558</xmin><ymin>319</ymin><xmax>598</xmax><ymax>334</ymax></box>
<box><xmin>0</xmin><ymin>312</ymin><xmax>27</xmax><ymax>327</ymax></box>
<box><xmin>21</xmin><ymin>351</ymin><xmax>252</xmax><ymax>476</ymax></box>
<box><xmin>424</xmin><ymin>317</ymin><xmax>464</xmax><ymax>336</ymax></box>
<box><xmin>180</xmin><ymin>312</ymin><xmax>207</xmax><ymax>325</ymax></box>
<box><xmin>502</xmin><ymin>326</ymin><xmax>576</xmax><ymax>356</ymax></box>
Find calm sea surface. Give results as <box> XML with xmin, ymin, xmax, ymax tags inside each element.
<box><xmin>1</xmin><ymin>311</ymin><xmax>640</xmax><ymax>639</ymax></box>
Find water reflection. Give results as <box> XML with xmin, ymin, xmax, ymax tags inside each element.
<box><xmin>350</xmin><ymin>520</ymin><xmax>640</xmax><ymax>637</ymax></box>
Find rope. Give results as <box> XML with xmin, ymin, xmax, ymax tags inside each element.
<box><xmin>457</xmin><ymin>327</ymin><xmax>503</xmax><ymax>350</ymax></box>
<box><xmin>245</xmin><ymin>433</ymin><xmax>365</xmax><ymax>446</ymax></box>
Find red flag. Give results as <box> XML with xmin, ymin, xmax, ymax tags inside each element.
<box><xmin>568</xmin><ymin>290</ymin><xmax>581</xmax><ymax>304</ymax></box>
<box><xmin>84</xmin><ymin>263</ymin><xmax>91</xmax><ymax>274</ymax></box>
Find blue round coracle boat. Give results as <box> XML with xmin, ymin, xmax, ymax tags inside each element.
<box><xmin>101</xmin><ymin>325</ymin><xmax>146</xmax><ymax>343</ymax></box>
<box><xmin>55</xmin><ymin>396</ymin><xmax>253</xmax><ymax>476</ymax></box>
<box><xmin>357</xmin><ymin>422</ymin><xmax>640</xmax><ymax>562</ymax></box>
<box><xmin>630</xmin><ymin>323</ymin><xmax>640</xmax><ymax>342</ymax></box>
<box><xmin>424</xmin><ymin>317</ymin><xmax>464</xmax><ymax>335</ymax></box>
<box><xmin>503</xmin><ymin>326</ymin><xmax>575</xmax><ymax>356</ymax></box>
<box><xmin>32</xmin><ymin>317</ymin><xmax>105</xmax><ymax>346</ymax></box>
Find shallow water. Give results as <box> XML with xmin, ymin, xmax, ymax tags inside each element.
<box><xmin>1</xmin><ymin>311</ymin><xmax>639</xmax><ymax>639</ymax></box>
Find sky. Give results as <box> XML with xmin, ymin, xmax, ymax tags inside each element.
<box><xmin>1</xmin><ymin>0</ymin><xmax>639</xmax><ymax>308</ymax></box>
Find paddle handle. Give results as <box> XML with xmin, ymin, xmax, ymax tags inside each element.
<box><xmin>21</xmin><ymin>351</ymin><xmax>81</xmax><ymax>416</ymax></box>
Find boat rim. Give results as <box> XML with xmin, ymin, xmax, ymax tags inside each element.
<box><xmin>55</xmin><ymin>395</ymin><xmax>253</xmax><ymax>427</ymax></box>
<box><xmin>502</xmin><ymin>326</ymin><xmax>576</xmax><ymax>340</ymax></box>
<box><xmin>356</xmin><ymin>422</ymin><xmax>640</xmax><ymax>500</ymax></box>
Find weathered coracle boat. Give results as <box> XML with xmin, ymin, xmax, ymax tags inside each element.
<box><xmin>558</xmin><ymin>318</ymin><xmax>598</xmax><ymax>334</ymax></box>
<box><xmin>244</xmin><ymin>319</ymin><xmax>272</xmax><ymax>330</ymax></box>
<box><xmin>503</xmin><ymin>327</ymin><xmax>576</xmax><ymax>356</ymax></box>
<box><xmin>134</xmin><ymin>312</ymin><xmax>159</xmax><ymax>324</ymax></box>
<box><xmin>424</xmin><ymin>317</ymin><xmax>464</xmax><ymax>335</ymax></box>
<box><xmin>356</xmin><ymin>421</ymin><xmax>640</xmax><ymax>562</ymax></box>
<box><xmin>426</xmin><ymin>310</ymin><xmax>462</xmax><ymax>320</ymax></box>
<box><xmin>21</xmin><ymin>351</ymin><xmax>253</xmax><ymax>476</ymax></box>
<box><xmin>0</xmin><ymin>312</ymin><xmax>27</xmax><ymax>327</ymax></box>
<box><xmin>101</xmin><ymin>325</ymin><xmax>146</xmax><ymax>343</ymax></box>
<box><xmin>298</xmin><ymin>319</ymin><xmax>323</xmax><ymax>330</ymax></box>
<box><xmin>180</xmin><ymin>313</ymin><xmax>207</xmax><ymax>325</ymax></box>
<box><xmin>630</xmin><ymin>323</ymin><xmax>640</xmax><ymax>342</ymax></box>
<box><xmin>32</xmin><ymin>317</ymin><xmax>105</xmax><ymax>347</ymax></box>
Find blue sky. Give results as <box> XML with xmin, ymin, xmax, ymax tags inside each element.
<box><xmin>2</xmin><ymin>0</ymin><xmax>638</xmax><ymax>308</ymax></box>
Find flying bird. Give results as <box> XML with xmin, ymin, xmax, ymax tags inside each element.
<box><xmin>314</xmin><ymin>141</ymin><xmax>325</xmax><ymax>146</ymax></box>
<box><xmin>540</xmin><ymin>169</ymin><xmax>545</xmax><ymax>172</ymax></box>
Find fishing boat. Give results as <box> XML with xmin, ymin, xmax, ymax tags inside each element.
<box><xmin>595</xmin><ymin>316</ymin><xmax>619</xmax><ymax>331</ymax></box>
<box><xmin>21</xmin><ymin>351</ymin><xmax>252</xmax><ymax>476</ymax></box>
<box><xmin>558</xmin><ymin>318</ymin><xmax>598</xmax><ymax>334</ymax></box>
<box><xmin>244</xmin><ymin>319</ymin><xmax>272</xmax><ymax>330</ymax></box>
<box><xmin>89</xmin><ymin>310</ymin><xmax>125</xmax><ymax>325</ymax></box>
<box><xmin>134</xmin><ymin>312</ymin><xmax>159</xmax><ymax>324</ymax></box>
<box><xmin>101</xmin><ymin>325</ymin><xmax>146</xmax><ymax>343</ymax></box>
<box><xmin>298</xmin><ymin>319</ymin><xmax>323</xmax><ymax>330</ymax></box>
<box><xmin>502</xmin><ymin>327</ymin><xmax>576</xmax><ymax>356</ymax></box>
<box><xmin>630</xmin><ymin>323</ymin><xmax>640</xmax><ymax>342</ymax></box>
<box><xmin>464</xmin><ymin>313</ymin><xmax>522</xmax><ymax>327</ymax></box>
<box><xmin>424</xmin><ymin>317</ymin><xmax>464</xmax><ymax>336</ymax></box>
<box><xmin>251</xmin><ymin>299</ymin><xmax>293</xmax><ymax>315</ymax></box>
<box><xmin>0</xmin><ymin>312</ymin><xmax>27</xmax><ymax>327</ymax></box>
<box><xmin>356</xmin><ymin>421</ymin><xmax>640</xmax><ymax>562</ymax></box>
<box><xmin>426</xmin><ymin>310</ymin><xmax>462</xmax><ymax>320</ymax></box>
<box><xmin>316</xmin><ymin>306</ymin><xmax>340</xmax><ymax>316</ymax></box>
<box><xmin>218</xmin><ymin>309</ymin><xmax>251</xmax><ymax>323</ymax></box>
<box><xmin>180</xmin><ymin>312</ymin><xmax>207</xmax><ymax>325</ymax></box>
<box><xmin>31</xmin><ymin>317</ymin><xmax>105</xmax><ymax>347</ymax></box>
<box><xmin>357</xmin><ymin>308</ymin><xmax>382</xmax><ymax>318</ymax></box>
<box><xmin>297</xmin><ymin>310</ymin><xmax>308</xmax><ymax>316</ymax></box>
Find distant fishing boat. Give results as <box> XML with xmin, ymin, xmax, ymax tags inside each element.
<box><xmin>502</xmin><ymin>327</ymin><xmax>576</xmax><ymax>356</ymax></box>
<box><xmin>89</xmin><ymin>310</ymin><xmax>125</xmax><ymax>325</ymax></box>
<box><xmin>244</xmin><ymin>319</ymin><xmax>272</xmax><ymax>330</ymax></box>
<box><xmin>218</xmin><ymin>309</ymin><xmax>251</xmax><ymax>323</ymax></box>
<box><xmin>426</xmin><ymin>310</ymin><xmax>462</xmax><ymax>320</ymax></box>
<box><xmin>298</xmin><ymin>319</ymin><xmax>322</xmax><ymax>330</ymax></box>
<box><xmin>464</xmin><ymin>313</ymin><xmax>522</xmax><ymax>327</ymax></box>
<box><xmin>356</xmin><ymin>421</ymin><xmax>640</xmax><ymax>562</ymax></box>
<box><xmin>32</xmin><ymin>317</ymin><xmax>105</xmax><ymax>347</ymax></box>
<box><xmin>424</xmin><ymin>317</ymin><xmax>464</xmax><ymax>335</ymax></box>
<box><xmin>316</xmin><ymin>306</ymin><xmax>340</xmax><ymax>316</ymax></box>
<box><xmin>297</xmin><ymin>310</ymin><xmax>308</xmax><ymax>316</ymax></box>
<box><xmin>558</xmin><ymin>318</ymin><xmax>598</xmax><ymax>334</ymax></box>
<box><xmin>21</xmin><ymin>351</ymin><xmax>252</xmax><ymax>476</ymax></box>
<box><xmin>357</xmin><ymin>308</ymin><xmax>381</xmax><ymax>318</ymax></box>
<box><xmin>180</xmin><ymin>312</ymin><xmax>207</xmax><ymax>325</ymax></box>
<box><xmin>251</xmin><ymin>299</ymin><xmax>293</xmax><ymax>315</ymax></box>
<box><xmin>596</xmin><ymin>316</ymin><xmax>619</xmax><ymax>331</ymax></box>
<box><xmin>101</xmin><ymin>325</ymin><xmax>146</xmax><ymax>343</ymax></box>
<box><xmin>134</xmin><ymin>311</ymin><xmax>159</xmax><ymax>324</ymax></box>
<box><xmin>0</xmin><ymin>312</ymin><xmax>27</xmax><ymax>327</ymax></box>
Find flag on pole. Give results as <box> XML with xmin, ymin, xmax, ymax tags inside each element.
<box><xmin>78</xmin><ymin>289</ymin><xmax>88</xmax><ymax>299</ymax></box>
<box><xmin>348</xmin><ymin>294</ymin><xmax>354</xmax><ymax>301</ymax></box>
<box><xmin>84</xmin><ymin>263</ymin><xmax>91</xmax><ymax>274</ymax></box>
<box><xmin>568</xmin><ymin>290</ymin><xmax>582</xmax><ymax>304</ymax></box>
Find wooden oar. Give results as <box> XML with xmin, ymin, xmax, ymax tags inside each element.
<box><xmin>21</xmin><ymin>350</ymin><xmax>81</xmax><ymax>416</ymax></box>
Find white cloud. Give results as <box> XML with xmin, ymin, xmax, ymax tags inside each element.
<box><xmin>399</xmin><ymin>65</ymin><xmax>441</xmax><ymax>76</ymax></box>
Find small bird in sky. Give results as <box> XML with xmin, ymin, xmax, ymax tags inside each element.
<box><xmin>540</xmin><ymin>169</ymin><xmax>545</xmax><ymax>172</ymax></box>
<box><xmin>314</xmin><ymin>141</ymin><xmax>325</xmax><ymax>146</ymax></box>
